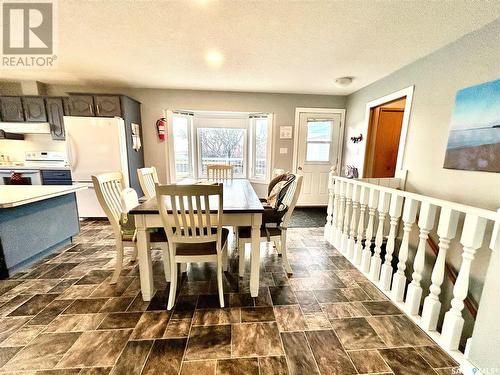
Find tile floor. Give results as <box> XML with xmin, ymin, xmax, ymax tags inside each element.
<box><xmin>0</xmin><ymin>220</ymin><xmax>461</xmax><ymax>375</ymax></box>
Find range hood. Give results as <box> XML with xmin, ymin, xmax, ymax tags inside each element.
<box><xmin>0</xmin><ymin>122</ymin><xmax>51</xmax><ymax>135</ymax></box>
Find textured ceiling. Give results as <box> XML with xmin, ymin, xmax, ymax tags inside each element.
<box><xmin>1</xmin><ymin>0</ymin><xmax>499</xmax><ymax>94</ymax></box>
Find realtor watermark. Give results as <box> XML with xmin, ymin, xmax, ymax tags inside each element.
<box><xmin>1</xmin><ymin>0</ymin><xmax>57</xmax><ymax>68</ymax></box>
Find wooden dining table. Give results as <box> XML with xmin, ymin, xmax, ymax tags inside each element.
<box><xmin>130</xmin><ymin>179</ymin><xmax>264</xmax><ymax>301</ymax></box>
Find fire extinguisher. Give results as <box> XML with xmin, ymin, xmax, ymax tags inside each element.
<box><xmin>156</xmin><ymin>118</ymin><xmax>166</xmax><ymax>141</ymax></box>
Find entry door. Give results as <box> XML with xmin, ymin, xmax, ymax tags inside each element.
<box><xmin>296</xmin><ymin>112</ymin><xmax>342</xmax><ymax>205</ymax></box>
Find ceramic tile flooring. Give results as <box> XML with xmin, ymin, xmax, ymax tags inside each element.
<box><xmin>0</xmin><ymin>220</ymin><xmax>461</xmax><ymax>375</ymax></box>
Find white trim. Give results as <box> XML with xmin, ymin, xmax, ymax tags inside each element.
<box><xmin>293</xmin><ymin>107</ymin><xmax>346</xmax><ymax>174</ymax></box>
<box><xmin>359</xmin><ymin>85</ymin><xmax>414</xmax><ymax>177</ymax></box>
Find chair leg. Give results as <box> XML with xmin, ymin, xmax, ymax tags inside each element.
<box><xmin>274</xmin><ymin>236</ymin><xmax>282</xmax><ymax>255</ymax></box>
<box><xmin>281</xmin><ymin>230</ymin><xmax>293</xmax><ymax>274</ymax></box>
<box><xmin>160</xmin><ymin>243</ymin><xmax>170</xmax><ymax>282</ymax></box>
<box><xmin>234</xmin><ymin>226</ymin><xmax>239</xmax><ymax>249</ymax></box>
<box><xmin>238</xmin><ymin>241</ymin><xmax>245</xmax><ymax>277</ymax></box>
<box><xmin>131</xmin><ymin>243</ymin><xmax>138</xmax><ymax>262</ymax></box>
<box><xmin>222</xmin><ymin>243</ymin><xmax>229</xmax><ymax>272</ymax></box>
<box><xmin>167</xmin><ymin>258</ymin><xmax>177</xmax><ymax>310</ymax></box>
<box><xmin>217</xmin><ymin>257</ymin><xmax>225</xmax><ymax>308</ymax></box>
<box><xmin>110</xmin><ymin>240</ymin><xmax>124</xmax><ymax>284</ymax></box>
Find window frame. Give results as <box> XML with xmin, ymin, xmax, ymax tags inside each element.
<box><xmin>304</xmin><ymin>119</ymin><xmax>334</xmax><ymax>165</ymax></box>
<box><xmin>249</xmin><ymin>114</ymin><xmax>273</xmax><ymax>183</ymax></box>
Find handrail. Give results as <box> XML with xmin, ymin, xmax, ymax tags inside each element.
<box><xmin>334</xmin><ymin>175</ymin><xmax>496</xmax><ymax>220</ymax></box>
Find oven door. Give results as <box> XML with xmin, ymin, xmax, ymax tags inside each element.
<box><xmin>0</xmin><ymin>170</ymin><xmax>42</xmax><ymax>185</ymax></box>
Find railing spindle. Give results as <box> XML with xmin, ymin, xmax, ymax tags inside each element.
<box><xmin>421</xmin><ymin>208</ymin><xmax>459</xmax><ymax>331</ymax></box>
<box><xmin>441</xmin><ymin>214</ymin><xmax>487</xmax><ymax>351</ymax></box>
<box><xmin>361</xmin><ymin>188</ymin><xmax>379</xmax><ymax>273</ymax></box>
<box><xmin>354</xmin><ymin>186</ymin><xmax>369</xmax><ymax>266</ymax></box>
<box><xmin>392</xmin><ymin>198</ymin><xmax>418</xmax><ymax>302</ymax></box>
<box><xmin>369</xmin><ymin>191</ymin><xmax>390</xmax><ymax>282</ymax></box>
<box><xmin>405</xmin><ymin>201</ymin><xmax>437</xmax><ymax>315</ymax></box>
<box><xmin>379</xmin><ymin>193</ymin><xmax>404</xmax><ymax>291</ymax></box>
<box><xmin>341</xmin><ymin>182</ymin><xmax>353</xmax><ymax>254</ymax></box>
<box><xmin>325</xmin><ymin>173</ymin><xmax>335</xmax><ymax>241</ymax></box>
<box><xmin>347</xmin><ymin>185</ymin><xmax>360</xmax><ymax>260</ymax></box>
<box><xmin>334</xmin><ymin>180</ymin><xmax>345</xmax><ymax>249</ymax></box>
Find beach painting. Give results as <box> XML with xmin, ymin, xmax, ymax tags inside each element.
<box><xmin>443</xmin><ymin>79</ymin><xmax>500</xmax><ymax>173</ymax></box>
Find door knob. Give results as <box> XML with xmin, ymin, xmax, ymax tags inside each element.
<box><xmin>298</xmin><ymin>166</ymin><xmax>303</xmax><ymax>170</ymax></box>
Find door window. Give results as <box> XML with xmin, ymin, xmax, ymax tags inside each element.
<box><xmin>305</xmin><ymin>120</ymin><xmax>332</xmax><ymax>162</ymax></box>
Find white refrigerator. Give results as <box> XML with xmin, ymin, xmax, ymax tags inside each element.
<box><xmin>64</xmin><ymin>116</ymin><xmax>130</xmax><ymax>218</ymax></box>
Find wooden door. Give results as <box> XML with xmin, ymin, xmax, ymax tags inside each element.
<box><xmin>366</xmin><ymin>108</ymin><xmax>404</xmax><ymax>178</ymax></box>
<box><xmin>45</xmin><ymin>98</ymin><xmax>65</xmax><ymax>140</ymax></box>
<box><xmin>23</xmin><ymin>97</ymin><xmax>47</xmax><ymax>122</ymax></box>
<box><xmin>68</xmin><ymin>95</ymin><xmax>94</xmax><ymax>116</ymax></box>
<box><xmin>94</xmin><ymin>96</ymin><xmax>122</xmax><ymax>117</ymax></box>
<box><xmin>0</xmin><ymin>97</ymin><xmax>24</xmax><ymax>122</ymax></box>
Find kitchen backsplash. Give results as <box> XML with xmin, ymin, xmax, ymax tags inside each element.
<box><xmin>0</xmin><ymin>134</ymin><xmax>66</xmax><ymax>163</ymax></box>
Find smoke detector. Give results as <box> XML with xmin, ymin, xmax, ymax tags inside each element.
<box><xmin>334</xmin><ymin>77</ymin><xmax>353</xmax><ymax>87</ymax></box>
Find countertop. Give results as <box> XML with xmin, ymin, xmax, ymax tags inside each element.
<box><xmin>0</xmin><ymin>185</ymin><xmax>87</xmax><ymax>208</ymax></box>
<box><xmin>0</xmin><ymin>165</ymin><xmax>70</xmax><ymax>171</ymax></box>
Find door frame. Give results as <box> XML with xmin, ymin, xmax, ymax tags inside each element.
<box><xmin>359</xmin><ymin>86</ymin><xmax>414</xmax><ymax>177</ymax></box>
<box><xmin>292</xmin><ymin>107</ymin><xmax>346</xmax><ymax>175</ymax></box>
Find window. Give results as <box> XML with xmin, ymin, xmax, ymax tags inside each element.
<box><xmin>198</xmin><ymin>127</ymin><xmax>246</xmax><ymax>177</ymax></box>
<box><xmin>306</xmin><ymin>120</ymin><xmax>332</xmax><ymax>162</ymax></box>
<box><xmin>169</xmin><ymin>112</ymin><xmax>272</xmax><ymax>182</ymax></box>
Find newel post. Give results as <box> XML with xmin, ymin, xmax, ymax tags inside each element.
<box><xmin>421</xmin><ymin>207</ymin><xmax>460</xmax><ymax>331</ymax></box>
<box><xmin>405</xmin><ymin>201</ymin><xmax>437</xmax><ymax>315</ymax></box>
<box><xmin>441</xmin><ymin>213</ymin><xmax>487</xmax><ymax>351</ymax></box>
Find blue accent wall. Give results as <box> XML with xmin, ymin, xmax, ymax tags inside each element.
<box><xmin>0</xmin><ymin>193</ymin><xmax>80</xmax><ymax>274</ymax></box>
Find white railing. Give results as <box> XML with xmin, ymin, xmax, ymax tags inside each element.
<box><xmin>324</xmin><ymin>170</ymin><xmax>499</xmax><ymax>375</ymax></box>
<box><xmin>175</xmin><ymin>157</ymin><xmax>266</xmax><ymax>176</ymax></box>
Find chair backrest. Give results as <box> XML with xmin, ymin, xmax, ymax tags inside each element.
<box><xmin>272</xmin><ymin>168</ymin><xmax>285</xmax><ymax>178</ymax></box>
<box><xmin>92</xmin><ymin>172</ymin><xmax>126</xmax><ymax>236</ymax></box>
<box><xmin>120</xmin><ymin>188</ymin><xmax>139</xmax><ymax>213</ymax></box>
<box><xmin>156</xmin><ymin>183</ymin><xmax>224</xmax><ymax>248</ymax></box>
<box><xmin>137</xmin><ymin>167</ymin><xmax>159</xmax><ymax>199</ymax></box>
<box><xmin>207</xmin><ymin>164</ymin><xmax>233</xmax><ymax>181</ymax></box>
<box><xmin>280</xmin><ymin>174</ymin><xmax>303</xmax><ymax>228</ymax></box>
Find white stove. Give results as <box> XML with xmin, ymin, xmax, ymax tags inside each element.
<box><xmin>24</xmin><ymin>151</ymin><xmax>68</xmax><ymax>168</ymax></box>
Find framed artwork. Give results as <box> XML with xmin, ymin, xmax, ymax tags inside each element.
<box><xmin>443</xmin><ymin>79</ymin><xmax>500</xmax><ymax>173</ymax></box>
<box><xmin>280</xmin><ymin>126</ymin><xmax>293</xmax><ymax>139</ymax></box>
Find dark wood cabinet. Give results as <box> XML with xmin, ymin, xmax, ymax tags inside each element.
<box><xmin>0</xmin><ymin>96</ymin><xmax>24</xmax><ymax>122</ymax></box>
<box><xmin>94</xmin><ymin>95</ymin><xmax>122</xmax><ymax>117</ymax></box>
<box><xmin>22</xmin><ymin>97</ymin><xmax>47</xmax><ymax>122</ymax></box>
<box><xmin>45</xmin><ymin>98</ymin><xmax>65</xmax><ymax>140</ymax></box>
<box><xmin>67</xmin><ymin>95</ymin><xmax>94</xmax><ymax>116</ymax></box>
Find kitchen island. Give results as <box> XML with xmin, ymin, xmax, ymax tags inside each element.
<box><xmin>0</xmin><ymin>185</ymin><xmax>86</xmax><ymax>277</ymax></box>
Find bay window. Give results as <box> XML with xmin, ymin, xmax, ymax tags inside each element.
<box><xmin>169</xmin><ymin>111</ymin><xmax>273</xmax><ymax>182</ymax></box>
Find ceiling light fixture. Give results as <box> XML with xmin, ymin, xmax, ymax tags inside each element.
<box><xmin>334</xmin><ymin>76</ymin><xmax>354</xmax><ymax>87</ymax></box>
<box><xmin>205</xmin><ymin>50</ymin><xmax>224</xmax><ymax>67</ymax></box>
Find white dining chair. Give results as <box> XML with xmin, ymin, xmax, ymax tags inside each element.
<box><xmin>137</xmin><ymin>167</ymin><xmax>159</xmax><ymax>199</ymax></box>
<box><xmin>238</xmin><ymin>174</ymin><xmax>303</xmax><ymax>276</ymax></box>
<box><xmin>207</xmin><ymin>164</ymin><xmax>233</xmax><ymax>181</ymax></box>
<box><xmin>156</xmin><ymin>183</ymin><xmax>229</xmax><ymax>309</ymax></box>
<box><xmin>92</xmin><ymin>172</ymin><xmax>169</xmax><ymax>284</ymax></box>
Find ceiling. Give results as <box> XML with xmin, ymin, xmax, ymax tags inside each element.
<box><xmin>1</xmin><ymin>0</ymin><xmax>499</xmax><ymax>95</ymax></box>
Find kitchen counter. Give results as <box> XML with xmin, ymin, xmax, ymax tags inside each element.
<box><xmin>0</xmin><ymin>185</ymin><xmax>87</xmax><ymax>276</ymax></box>
<box><xmin>0</xmin><ymin>184</ymin><xmax>86</xmax><ymax>208</ymax></box>
<box><xmin>0</xmin><ymin>164</ymin><xmax>70</xmax><ymax>170</ymax></box>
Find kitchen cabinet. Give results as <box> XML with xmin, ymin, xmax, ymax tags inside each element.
<box><xmin>45</xmin><ymin>97</ymin><xmax>66</xmax><ymax>140</ymax></box>
<box><xmin>0</xmin><ymin>96</ymin><xmax>24</xmax><ymax>122</ymax></box>
<box><xmin>22</xmin><ymin>97</ymin><xmax>47</xmax><ymax>122</ymax></box>
<box><xmin>94</xmin><ymin>95</ymin><xmax>122</xmax><ymax>117</ymax></box>
<box><xmin>67</xmin><ymin>95</ymin><xmax>94</xmax><ymax>116</ymax></box>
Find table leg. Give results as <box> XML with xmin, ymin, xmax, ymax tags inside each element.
<box><xmin>250</xmin><ymin>213</ymin><xmax>262</xmax><ymax>297</ymax></box>
<box><xmin>136</xmin><ymin>215</ymin><xmax>154</xmax><ymax>301</ymax></box>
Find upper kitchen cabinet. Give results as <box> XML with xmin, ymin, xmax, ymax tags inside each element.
<box><xmin>94</xmin><ymin>95</ymin><xmax>122</xmax><ymax>117</ymax></box>
<box><xmin>45</xmin><ymin>97</ymin><xmax>66</xmax><ymax>140</ymax></box>
<box><xmin>67</xmin><ymin>95</ymin><xmax>95</xmax><ymax>116</ymax></box>
<box><xmin>22</xmin><ymin>96</ymin><xmax>47</xmax><ymax>122</ymax></box>
<box><xmin>0</xmin><ymin>96</ymin><xmax>25</xmax><ymax>122</ymax></box>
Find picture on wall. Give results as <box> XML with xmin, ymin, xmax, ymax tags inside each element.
<box><xmin>443</xmin><ymin>79</ymin><xmax>500</xmax><ymax>173</ymax></box>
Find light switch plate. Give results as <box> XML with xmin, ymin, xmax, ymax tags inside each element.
<box><xmin>279</xmin><ymin>148</ymin><xmax>288</xmax><ymax>154</ymax></box>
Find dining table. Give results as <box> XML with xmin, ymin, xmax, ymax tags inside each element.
<box><xmin>130</xmin><ymin>179</ymin><xmax>264</xmax><ymax>301</ymax></box>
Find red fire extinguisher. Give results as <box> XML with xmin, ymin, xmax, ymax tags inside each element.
<box><xmin>156</xmin><ymin>118</ymin><xmax>166</xmax><ymax>141</ymax></box>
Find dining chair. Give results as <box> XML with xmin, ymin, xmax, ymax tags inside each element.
<box><xmin>92</xmin><ymin>172</ymin><xmax>169</xmax><ymax>284</ymax></box>
<box><xmin>137</xmin><ymin>166</ymin><xmax>159</xmax><ymax>199</ymax></box>
<box><xmin>238</xmin><ymin>174</ymin><xmax>303</xmax><ymax>276</ymax></box>
<box><xmin>156</xmin><ymin>183</ymin><xmax>229</xmax><ymax>309</ymax></box>
<box><xmin>207</xmin><ymin>164</ymin><xmax>233</xmax><ymax>181</ymax></box>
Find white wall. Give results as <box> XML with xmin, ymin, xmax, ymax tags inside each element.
<box><xmin>343</xmin><ymin>19</ymin><xmax>500</xmax><ymax>211</ymax></box>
